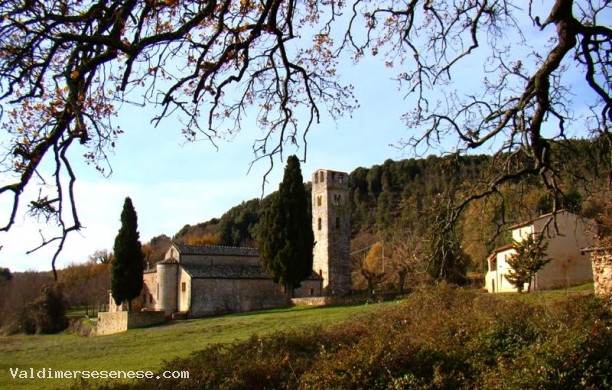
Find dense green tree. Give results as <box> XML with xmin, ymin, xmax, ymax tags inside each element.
<box><xmin>218</xmin><ymin>199</ymin><xmax>262</xmax><ymax>246</ymax></box>
<box><xmin>111</xmin><ymin>197</ymin><xmax>144</xmax><ymax>309</ymax></box>
<box><xmin>258</xmin><ymin>156</ymin><xmax>314</xmax><ymax>297</ymax></box>
<box><xmin>505</xmin><ymin>236</ymin><xmax>551</xmax><ymax>293</ymax></box>
<box><xmin>141</xmin><ymin>234</ymin><xmax>172</xmax><ymax>269</ymax></box>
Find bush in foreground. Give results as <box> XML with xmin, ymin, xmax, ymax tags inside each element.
<box><xmin>89</xmin><ymin>285</ymin><xmax>611</xmax><ymax>389</ymax></box>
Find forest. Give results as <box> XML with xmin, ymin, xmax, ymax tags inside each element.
<box><xmin>147</xmin><ymin>137</ymin><xmax>611</xmax><ymax>290</ymax></box>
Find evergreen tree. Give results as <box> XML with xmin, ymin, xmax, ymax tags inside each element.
<box><xmin>111</xmin><ymin>197</ymin><xmax>144</xmax><ymax>309</ymax></box>
<box><xmin>505</xmin><ymin>235</ymin><xmax>551</xmax><ymax>293</ymax></box>
<box><xmin>258</xmin><ymin>155</ymin><xmax>314</xmax><ymax>297</ymax></box>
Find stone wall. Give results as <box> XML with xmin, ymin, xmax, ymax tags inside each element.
<box><xmin>190</xmin><ymin>278</ymin><xmax>290</xmax><ymax>317</ymax></box>
<box><xmin>96</xmin><ymin>311</ymin><xmax>166</xmax><ymax>336</ymax></box>
<box><xmin>291</xmin><ymin>292</ymin><xmax>401</xmax><ymax>307</ymax></box>
<box><xmin>294</xmin><ymin>278</ymin><xmax>323</xmax><ymax>298</ymax></box>
<box><xmin>590</xmin><ymin>248</ymin><xmax>612</xmax><ymax>300</ymax></box>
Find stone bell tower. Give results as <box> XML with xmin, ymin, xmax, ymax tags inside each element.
<box><xmin>312</xmin><ymin>169</ymin><xmax>351</xmax><ymax>295</ymax></box>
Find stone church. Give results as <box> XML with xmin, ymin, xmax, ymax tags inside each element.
<box><xmin>140</xmin><ymin>168</ymin><xmax>351</xmax><ymax>318</ymax></box>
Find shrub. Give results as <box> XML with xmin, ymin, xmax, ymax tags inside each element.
<box><xmin>84</xmin><ymin>286</ymin><xmax>611</xmax><ymax>389</ymax></box>
<box><xmin>22</xmin><ymin>284</ymin><xmax>69</xmax><ymax>334</ymax></box>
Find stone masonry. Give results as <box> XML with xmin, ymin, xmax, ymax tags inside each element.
<box><xmin>312</xmin><ymin>169</ymin><xmax>351</xmax><ymax>295</ymax></box>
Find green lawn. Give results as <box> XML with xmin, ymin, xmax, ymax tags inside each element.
<box><xmin>0</xmin><ymin>302</ymin><xmax>393</xmax><ymax>389</ymax></box>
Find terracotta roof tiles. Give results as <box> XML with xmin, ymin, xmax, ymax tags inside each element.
<box><xmin>174</xmin><ymin>243</ymin><xmax>258</xmax><ymax>257</ymax></box>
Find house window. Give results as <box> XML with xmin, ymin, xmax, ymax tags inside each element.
<box><xmin>317</xmin><ymin>195</ymin><xmax>322</xmax><ymax>206</ymax></box>
<box><xmin>156</xmin><ymin>283</ymin><xmax>159</xmax><ymax>300</ymax></box>
<box><xmin>181</xmin><ymin>282</ymin><xmax>186</xmax><ymax>292</ymax></box>
<box><xmin>149</xmin><ymin>294</ymin><xmax>153</xmax><ymax>303</ymax></box>
<box><xmin>318</xmin><ymin>218</ymin><xmax>322</xmax><ymax>230</ymax></box>
<box><xmin>335</xmin><ymin>217</ymin><xmax>340</xmax><ymax>230</ymax></box>
<box><xmin>310</xmin><ymin>288</ymin><xmax>314</xmax><ymax>296</ymax></box>
<box><xmin>314</xmin><ymin>173</ymin><xmax>319</xmax><ymax>184</ymax></box>
<box><xmin>319</xmin><ymin>171</ymin><xmax>324</xmax><ymax>183</ymax></box>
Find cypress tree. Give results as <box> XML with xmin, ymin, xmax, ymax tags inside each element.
<box><xmin>111</xmin><ymin>197</ymin><xmax>144</xmax><ymax>309</ymax></box>
<box><xmin>505</xmin><ymin>236</ymin><xmax>551</xmax><ymax>293</ymax></box>
<box><xmin>258</xmin><ymin>155</ymin><xmax>314</xmax><ymax>297</ymax></box>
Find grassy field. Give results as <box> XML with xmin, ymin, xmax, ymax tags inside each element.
<box><xmin>0</xmin><ymin>302</ymin><xmax>394</xmax><ymax>389</ymax></box>
<box><xmin>0</xmin><ymin>284</ymin><xmax>597</xmax><ymax>390</ymax></box>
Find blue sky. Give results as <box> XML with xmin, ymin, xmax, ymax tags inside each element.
<box><xmin>1</xmin><ymin>51</ymin><xmax>412</xmax><ymax>272</ymax></box>
<box><xmin>0</xmin><ymin>2</ymin><xmax>608</xmax><ymax>272</ymax></box>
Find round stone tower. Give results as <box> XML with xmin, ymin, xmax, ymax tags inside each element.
<box><xmin>312</xmin><ymin>169</ymin><xmax>351</xmax><ymax>295</ymax></box>
<box><xmin>155</xmin><ymin>259</ymin><xmax>178</xmax><ymax>316</ymax></box>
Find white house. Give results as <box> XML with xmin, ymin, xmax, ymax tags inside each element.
<box><xmin>486</xmin><ymin>210</ymin><xmax>595</xmax><ymax>293</ymax></box>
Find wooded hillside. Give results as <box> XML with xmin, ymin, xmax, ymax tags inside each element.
<box><xmin>144</xmin><ymin>138</ymin><xmax>609</xmax><ymax>285</ymax></box>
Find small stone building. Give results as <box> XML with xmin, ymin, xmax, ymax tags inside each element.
<box><xmin>485</xmin><ymin>210</ymin><xmax>595</xmax><ymax>293</ymax></box>
<box><xmin>142</xmin><ymin>244</ymin><xmax>323</xmax><ymax>317</ymax></box>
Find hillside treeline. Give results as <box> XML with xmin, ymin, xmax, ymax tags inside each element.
<box><xmin>1</xmin><ymin>139</ymin><xmax>609</xmax><ymax>334</ymax></box>
<box><xmin>159</xmin><ymin>138</ymin><xmax>609</xmax><ymax>288</ymax></box>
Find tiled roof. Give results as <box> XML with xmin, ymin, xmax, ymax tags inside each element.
<box><xmin>488</xmin><ymin>244</ymin><xmax>514</xmax><ymax>258</ymax></box>
<box><xmin>158</xmin><ymin>258</ymin><xmax>179</xmax><ymax>264</ymax></box>
<box><xmin>182</xmin><ymin>263</ymin><xmax>323</xmax><ymax>281</ymax></box>
<box><xmin>581</xmin><ymin>246</ymin><xmax>612</xmax><ymax>253</ymax></box>
<box><xmin>182</xmin><ymin>264</ymin><xmax>269</xmax><ymax>279</ymax></box>
<box><xmin>174</xmin><ymin>243</ymin><xmax>258</xmax><ymax>257</ymax></box>
<box><xmin>508</xmin><ymin>210</ymin><xmax>569</xmax><ymax>230</ymax></box>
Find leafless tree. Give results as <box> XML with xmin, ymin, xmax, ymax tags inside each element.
<box><xmin>340</xmin><ymin>0</ymin><xmax>610</xmax><ymax>228</ymax></box>
<box><xmin>384</xmin><ymin>228</ymin><xmax>428</xmax><ymax>292</ymax></box>
<box><xmin>0</xmin><ymin>0</ymin><xmax>354</xmax><ymax>277</ymax></box>
<box><xmin>1</xmin><ymin>1</ymin><xmax>609</xmax><ymax>275</ymax></box>
<box><xmin>88</xmin><ymin>249</ymin><xmax>113</xmax><ymax>264</ymax></box>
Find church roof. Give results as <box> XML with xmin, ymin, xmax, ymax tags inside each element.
<box><xmin>158</xmin><ymin>257</ymin><xmax>178</xmax><ymax>264</ymax></box>
<box><xmin>174</xmin><ymin>243</ymin><xmax>258</xmax><ymax>257</ymax></box>
<box><xmin>182</xmin><ymin>263</ymin><xmax>323</xmax><ymax>281</ymax></box>
<box><xmin>182</xmin><ymin>264</ymin><xmax>269</xmax><ymax>279</ymax></box>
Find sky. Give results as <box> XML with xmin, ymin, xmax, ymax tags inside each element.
<box><xmin>1</xmin><ymin>51</ymin><xmax>412</xmax><ymax>272</ymax></box>
<box><xmin>0</xmin><ymin>2</ymin><xmax>608</xmax><ymax>272</ymax></box>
